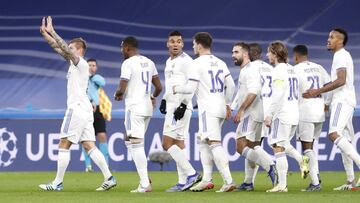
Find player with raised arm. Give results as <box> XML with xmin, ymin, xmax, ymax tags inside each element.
<box><xmin>114</xmin><ymin>36</ymin><xmax>162</xmax><ymax>193</ymax></box>
<box><xmin>173</xmin><ymin>32</ymin><xmax>236</xmax><ymax>192</ymax></box>
<box><xmin>292</xmin><ymin>44</ymin><xmax>331</xmax><ymax>191</ymax></box>
<box><xmin>160</xmin><ymin>31</ymin><xmax>201</xmax><ymax>192</ymax></box>
<box><xmin>38</xmin><ymin>16</ymin><xmax>116</xmax><ymax>191</ymax></box>
<box><xmin>264</xmin><ymin>41</ymin><xmax>300</xmax><ymax>192</ymax></box>
<box><xmin>303</xmin><ymin>28</ymin><xmax>359</xmax><ymax>191</ymax></box>
<box><xmin>230</xmin><ymin>42</ymin><xmax>277</xmax><ymax>191</ymax></box>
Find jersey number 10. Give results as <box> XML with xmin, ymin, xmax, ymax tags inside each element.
<box><xmin>288</xmin><ymin>77</ymin><xmax>299</xmax><ymax>101</ymax></box>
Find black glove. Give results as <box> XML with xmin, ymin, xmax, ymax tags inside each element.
<box><xmin>174</xmin><ymin>103</ymin><xmax>187</xmax><ymax>121</ymax></box>
<box><xmin>159</xmin><ymin>99</ymin><xmax>167</xmax><ymax>114</ymax></box>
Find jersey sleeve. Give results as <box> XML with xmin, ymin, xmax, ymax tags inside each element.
<box><xmin>333</xmin><ymin>51</ymin><xmax>348</xmax><ymax>71</ymax></box>
<box><xmin>76</xmin><ymin>57</ymin><xmax>90</xmax><ymax>74</ymax></box>
<box><xmin>187</xmin><ymin>60</ymin><xmax>200</xmax><ymax>82</ymax></box>
<box><xmin>151</xmin><ymin>61</ymin><xmax>159</xmax><ymax>77</ymax></box>
<box><xmin>120</xmin><ymin>60</ymin><xmax>131</xmax><ymax>81</ymax></box>
<box><xmin>246</xmin><ymin>66</ymin><xmax>261</xmax><ymax>95</ymax></box>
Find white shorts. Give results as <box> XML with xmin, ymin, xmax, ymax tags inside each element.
<box><xmin>296</xmin><ymin>121</ymin><xmax>323</xmax><ymax>142</ymax></box>
<box><xmin>329</xmin><ymin>102</ymin><xmax>354</xmax><ymax>138</ymax></box>
<box><xmin>198</xmin><ymin>111</ymin><xmax>224</xmax><ymax>142</ymax></box>
<box><xmin>124</xmin><ymin>109</ymin><xmax>151</xmax><ymax>139</ymax></box>
<box><xmin>268</xmin><ymin>118</ymin><xmax>297</xmax><ymax>147</ymax></box>
<box><xmin>163</xmin><ymin>104</ymin><xmax>191</xmax><ymax>140</ymax></box>
<box><xmin>235</xmin><ymin>115</ymin><xmax>262</xmax><ymax>142</ymax></box>
<box><xmin>60</xmin><ymin>106</ymin><xmax>95</xmax><ymax>144</ymax></box>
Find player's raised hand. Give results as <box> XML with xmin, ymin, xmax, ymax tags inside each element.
<box><xmin>40</xmin><ymin>17</ymin><xmax>46</xmax><ymax>34</ymax></box>
<box><xmin>45</xmin><ymin>16</ymin><xmax>55</xmax><ymax>33</ymax></box>
<box><xmin>303</xmin><ymin>88</ymin><xmax>320</xmax><ymax>98</ymax></box>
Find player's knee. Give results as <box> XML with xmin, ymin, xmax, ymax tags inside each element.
<box><xmin>82</xmin><ymin>141</ymin><xmax>96</xmax><ymax>152</ymax></box>
<box><xmin>97</xmin><ymin>133</ymin><xmax>107</xmax><ymax>143</ymax></box>
<box><xmin>328</xmin><ymin>132</ymin><xmax>339</xmax><ymax>142</ymax></box>
<box><xmin>58</xmin><ymin>138</ymin><xmax>72</xmax><ymax>149</ymax></box>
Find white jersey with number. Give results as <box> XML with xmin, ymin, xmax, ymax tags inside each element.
<box><xmin>231</xmin><ymin>62</ymin><xmax>262</xmax><ymax>122</ymax></box>
<box><xmin>66</xmin><ymin>57</ymin><xmax>92</xmax><ymax>112</ymax></box>
<box><xmin>164</xmin><ymin>52</ymin><xmax>193</xmax><ymax>109</ymax></box>
<box><xmin>331</xmin><ymin>48</ymin><xmax>356</xmax><ymax>107</ymax></box>
<box><xmin>253</xmin><ymin>60</ymin><xmax>273</xmax><ymax>120</ymax></box>
<box><xmin>295</xmin><ymin>61</ymin><xmax>330</xmax><ymax>122</ymax></box>
<box><xmin>190</xmin><ymin>55</ymin><xmax>233</xmax><ymax>118</ymax></box>
<box><xmin>271</xmin><ymin>63</ymin><xmax>299</xmax><ymax>125</ymax></box>
<box><xmin>120</xmin><ymin>55</ymin><xmax>158</xmax><ymax>116</ymax></box>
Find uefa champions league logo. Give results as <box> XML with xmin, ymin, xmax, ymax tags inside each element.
<box><xmin>0</xmin><ymin>128</ymin><xmax>18</xmax><ymax>167</ymax></box>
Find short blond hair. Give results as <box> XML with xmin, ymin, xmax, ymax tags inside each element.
<box><xmin>69</xmin><ymin>37</ymin><xmax>87</xmax><ymax>53</ymax></box>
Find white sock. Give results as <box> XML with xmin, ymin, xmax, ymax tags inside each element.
<box><xmin>210</xmin><ymin>144</ymin><xmax>233</xmax><ymax>184</ymax></box>
<box><xmin>254</xmin><ymin>145</ymin><xmax>274</xmax><ymax>171</ymax></box>
<box><xmin>168</xmin><ymin>145</ymin><xmax>196</xmax><ymax>176</ymax></box>
<box><xmin>89</xmin><ymin>147</ymin><xmax>112</xmax><ymax>180</ymax></box>
<box><xmin>177</xmin><ymin>163</ymin><xmax>187</xmax><ymax>185</ymax></box>
<box><xmin>304</xmin><ymin>149</ymin><xmax>319</xmax><ymax>185</ymax></box>
<box><xmin>252</xmin><ymin>165</ymin><xmax>259</xmax><ymax>184</ymax></box>
<box><xmin>275</xmin><ymin>152</ymin><xmax>288</xmax><ymax>188</ymax></box>
<box><xmin>335</xmin><ymin>137</ymin><xmax>360</xmax><ymax>170</ymax></box>
<box><xmin>130</xmin><ymin>143</ymin><xmax>150</xmax><ymax>187</ymax></box>
<box><xmin>125</xmin><ymin>140</ymin><xmax>132</xmax><ymax>155</ymax></box>
<box><xmin>285</xmin><ymin>144</ymin><xmax>302</xmax><ymax>165</ymax></box>
<box><xmin>244</xmin><ymin>159</ymin><xmax>256</xmax><ymax>183</ymax></box>
<box><xmin>53</xmin><ymin>148</ymin><xmax>70</xmax><ymax>185</ymax></box>
<box><xmin>199</xmin><ymin>142</ymin><xmax>213</xmax><ymax>182</ymax></box>
<box><xmin>341</xmin><ymin>151</ymin><xmax>354</xmax><ymax>183</ymax></box>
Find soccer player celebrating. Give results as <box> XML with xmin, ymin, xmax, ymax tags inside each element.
<box><xmin>230</xmin><ymin>42</ymin><xmax>277</xmax><ymax>191</ymax></box>
<box><xmin>173</xmin><ymin>32</ymin><xmax>236</xmax><ymax>192</ymax></box>
<box><xmin>38</xmin><ymin>16</ymin><xmax>116</xmax><ymax>191</ymax></box>
<box><xmin>114</xmin><ymin>36</ymin><xmax>162</xmax><ymax>193</ymax></box>
<box><xmin>264</xmin><ymin>41</ymin><xmax>299</xmax><ymax>192</ymax></box>
<box><xmin>160</xmin><ymin>31</ymin><xmax>201</xmax><ymax>192</ymax></box>
<box><xmin>303</xmin><ymin>28</ymin><xmax>360</xmax><ymax>190</ymax></box>
<box><xmin>292</xmin><ymin>44</ymin><xmax>331</xmax><ymax>191</ymax></box>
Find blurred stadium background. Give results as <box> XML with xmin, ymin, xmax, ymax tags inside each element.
<box><xmin>0</xmin><ymin>0</ymin><xmax>359</xmax><ymax>172</ymax></box>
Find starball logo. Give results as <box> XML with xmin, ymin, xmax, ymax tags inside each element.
<box><xmin>0</xmin><ymin>128</ymin><xmax>18</xmax><ymax>167</ymax></box>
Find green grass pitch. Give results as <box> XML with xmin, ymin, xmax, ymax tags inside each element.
<box><xmin>1</xmin><ymin>171</ymin><xmax>359</xmax><ymax>203</ymax></box>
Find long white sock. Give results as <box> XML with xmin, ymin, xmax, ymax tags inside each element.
<box><xmin>199</xmin><ymin>142</ymin><xmax>213</xmax><ymax>182</ymax></box>
<box><xmin>254</xmin><ymin>145</ymin><xmax>274</xmax><ymax>171</ymax></box>
<box><xmin>89</xmin><ymin>147</ymin><xmax>112</xmax><ymax>180</ymax></box>
<box><xmin>125</xmin><ymin>141</ymin><xmax>132</xmax><ymax>159</ymax></box>
<box><xmin>130</xmin><ymin>143</ymin><xmax>150</xmax><ymax>187</ymax></box>
<box><xmin>335</xmin><ymin>137</ymin><xmax>360</xmax><ymax>170</ymax></box>
<box><xmin>304</xmin><ymin>149</ymin><xmax>319</xmax><ymax>185</ymax></box>
<box><xmin>341</xmin><ymin>152</ymin><xmax>354</xmax><ymax>183</ymax></box>
<box><xmin>285</xmin><ymin>144</ymin><xmax>302</xmax><ymax>166</ymax></box>
<box><xmin>53</xmin><ymin>148</ymin><xmax>70</xmax><ymax>185</ymax></box>
<box><xmin>168</xmin><ymin>145</ymin><xmax>196</xmax><ymax>176</ymax></box>
<box><xmin>244</xmin><ymin>159</ymin><xmax>256</xmax><ymax>183</ymax></box>
<box><xmin>252</xmin><ymin>165</ymin><xmax>259</xmax><ymax>184</ymax></box>
<box><xmin>275</xmin><ymin>152</ymin><xmax>288</xmax><ymax>188</ymax></box>
<box><xmin>177</xmin><ymin>163</ymin><xmax>187</xmax><ymax>185</ymax></box>
<box><xmin>210</xmin><ymin>144</ymin><xmax>233</xmax><ymax>184</ymax></box>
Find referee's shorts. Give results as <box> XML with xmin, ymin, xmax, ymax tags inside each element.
<box><xmin>94</xmin><ymin>105</ymin><xmax>106</xmax><ymax>134</ymax></box>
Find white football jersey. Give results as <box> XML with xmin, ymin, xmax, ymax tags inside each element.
<box><xmin>120</xmin><ymin>55</ymin><xmax>158</xmax><ymax>116</ymax></box>
<box><xmin>270</xmin><ymin>63</ymin><xmax>299</xmax><ymax>125</ymax></box>
<box><xmin>164</xmin><ymin>52</ymin><xmax>193</xmax><ymax>109</ymax></box>
<box><xmin>253</xmin><ymin>60</ymin><xmax>273</xmax><ymax>120</ymax></box>
<box><xmin>331</xmin><ymin>48</ymin><xmax>356</xmax><ymax>107</ymax></box>
<box><xmin>231</xmin><ymin>62</ymin><xmax>262</xmax><ymax>122</ymax></box>
<box><xmin>295</xmin><ymin>61</ymin><xmax>330</xmax><ymax>122</ymax></box>
<box><xmin>66</xmin><ymin>57</ymin><xmax>92</xmax><ymax>111</ymax></box>
<box><xmin>190</xmin><ymin>55</ymin><xmax>234</xmax><ymax>118</ymax></box>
